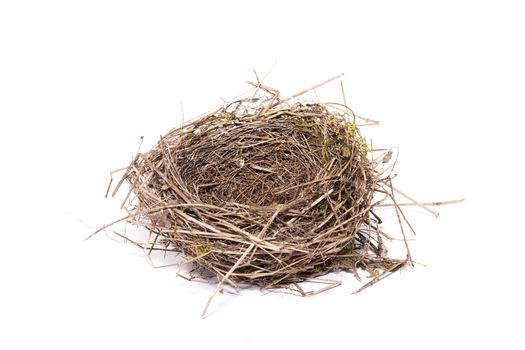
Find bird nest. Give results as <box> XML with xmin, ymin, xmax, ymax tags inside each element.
<box><xmin>93</xmin><ymin>77</ymin><xmax>419</xmax><ymax>315</ymax></box>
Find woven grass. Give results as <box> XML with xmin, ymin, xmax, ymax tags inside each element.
<box><xmin>91</xmin><ymin>75</ymin><xmax>425</xmax><ymax>316</ymax></box>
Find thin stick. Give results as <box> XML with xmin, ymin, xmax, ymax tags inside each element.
<box><xmin>274</xmin><ymin>73</ymin><xmax>344</xmax><ymax>107</ymax></box>
<box><xmin>352</xmin><ymin>261</ymin><xmax>404</xmax><ymax>294</ymax></box>
<box><xmin>392</xmin><ymin>186</ymin><xmax>440</xmax><ymax>218</ymax></box>
<box><xmin>180</xmin><ymin>102</ymin><xmax>185</xmax><ymax>126</ymax></box>
<box><xmin>340</xmin><ymin>80</ymin><xmax>353</xmax><ymax>124</ymax></box>
<box><xmin>84</xmin><ymin>215</ymin><xmax>130</xmax><ymax>241</ymax></box>
<box><xmin>389</xmin><ymin>180</ymin><xmax>412</xmax><ymax>263</ymax></box>
<box><xmin>377</xmin><ymin>199</ymin><xmax>465</xmax><ymax>207</ymax></box>
<box><xmin>305</xmin><ymin>280</ymin><xmax>342</xmax><ymax>297</ymax></box>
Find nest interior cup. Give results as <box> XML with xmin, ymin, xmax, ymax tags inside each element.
<box><xmin>122</xmin><ymin>95</ymin><xmax>407</xmax><ymax>290</ymax></box>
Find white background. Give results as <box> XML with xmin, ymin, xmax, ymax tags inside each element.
<box><xmin>1</xmin><ymin>1</ymin><xmax>524</xmax><ymax>349</ymax></box>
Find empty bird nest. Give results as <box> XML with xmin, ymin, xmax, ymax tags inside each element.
<box><xmin>91</xmin><ymin>75</ymin><xmax>435</xmax><ymax>316</ymax></box>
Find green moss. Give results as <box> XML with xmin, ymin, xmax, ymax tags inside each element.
<box><xmin>359</xmin><ymin>135</ymin><xmax>369</xmax><ymax>154</ymax></box>
<box><xmin>321</xmin><ymin>142</ymin><xmax>330</xmax><ymax>166</ymax></box>
<box><xmin>319</xmin><ymin>200</ymin><xmax>329</xmax><ymax>218</ymax></box>
<box><xmin>295</xmin><ymin>112</ymin><xmax>368</xmax><ymax>167</ymax></box>
<box><xmin>342</xmin><ymin>243</ymin><xmax>353</xmax><ymax>254</ymax></box>
<box><xmin>294</xmin><ymin>116</ymin><xmax>317</xmax><ymax>135</ymax></box>
<box><xmin>194</xmin><ymin>245</ymin><xmax>209</xmax><ymax>257</ymax></box>
<box><xmin>340</xmin><ymin>145</ymin><xmax>352</xmax><ymax>158</ymax></box>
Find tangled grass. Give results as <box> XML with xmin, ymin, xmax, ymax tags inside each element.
<box><xmin>91</xmin><ymin>75</ymin><xmax>431</xmax><ymax>316</ymax></box>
